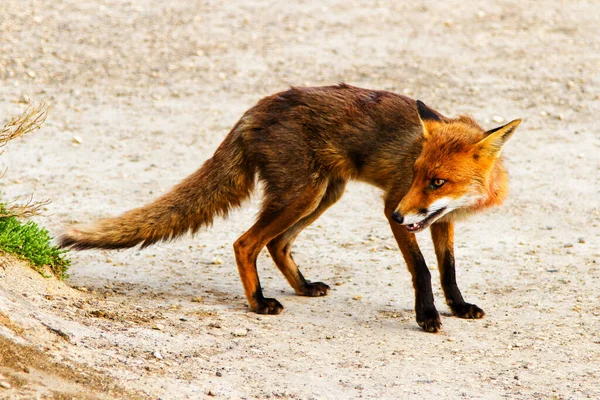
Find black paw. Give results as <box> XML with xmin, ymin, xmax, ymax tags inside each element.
<box><xmin>301</xmin><ymin>282</ymin><xmax>330</xmax><ymax>297</ymax></box>
<box><xmin>416</xmin><ymin>308</ymin><xmax>442</xmax><ymax>333</ymax></box>
<box><xmin>252</xmin><ymin>298</ymin><xmax>284</xmax><ymax>315</ymax></box>
<box><xmin>449</xmin><ymin>302</ymin><xmax>485</xmax><ymax>319</ymax></box>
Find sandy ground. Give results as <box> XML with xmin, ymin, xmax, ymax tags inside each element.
<box><xmin>1</xmin><ymin>0</ymin><xmax>600</xmax><ymax>398</ymax></box>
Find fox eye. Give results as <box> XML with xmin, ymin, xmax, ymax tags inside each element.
<box><xmin>430</xmin><ymin>179</ymin><xmax>445</xmax><ymax>189</ymax></box>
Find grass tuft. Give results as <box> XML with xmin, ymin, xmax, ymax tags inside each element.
<box><xmin>0</xmin><ymin>206</ymin><xmax>70</xmax><ymax>280</ymax></box>
<box><xmin>0</xmin><ymin>100</ymin><xmax>68</xmax><ymax>279</ymax></box>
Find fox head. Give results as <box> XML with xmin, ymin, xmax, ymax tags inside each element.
<box><xmin>391</xmin><ymin>101</ymin><xmax>521</xmax><ymax>233</ymax></box>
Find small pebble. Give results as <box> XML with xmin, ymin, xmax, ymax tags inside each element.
<box><xmin>153</xmin><ymin>323</ymin><xmax>165</xmax><ymax>330</ymax></box>
<box><xmin>216</xmin><ymin>371</ymin><xmax>222</xmax><ymax>377</ymax></box>
<box><xmin>191</xmin><ymin>297</ymin><xmax>203</xmax><ymax>303</ymax></box>
<box><xmin>72</xmin><ymin>135</ymin><xmax>83</xmax><ymax>144</ymax></box>
<box><xmin>492</xmin><ymin>115</ymin><xmax>504</xmax><ymax>123</ymax></box>
<box><xmin>353</xmin><ymin>295</ymin><xmax>362</xmax><ymax>301</ymax></box>
<box><xmin>153</xmin><ymin>351</ymin><xmax>163</xmax><ymax>360</ymax></box>
<box><xmin>578</xmin><ymin>237</ymin><xmax>585</xmax><ymax>244</ymax></box>
<box><xmin>211</xmin><ymin>258</ymin><xmax>223</xmax><ymax>265</ymax></box>
<box><xmin>232</xmin><ymin>329</ymin><xmax>247</xmax><ymax>337</ymax></box>
<box><xmin>1</xmin><ymin>381</ymin><xmax>11</xmax><ymax>389</ymax></box>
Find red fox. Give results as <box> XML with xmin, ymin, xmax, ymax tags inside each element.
<box><xmin>59</xmin><ymin>84</ymin><xmax>521</xmax><ymax>332</ymax></box>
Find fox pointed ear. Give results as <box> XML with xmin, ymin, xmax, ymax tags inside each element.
<box><xmin>478</xmin><ymin>119</ymin><xmax>522</xmax><ymax>157</ymax></box>
<box><xmin>416</xmin><ymin>100</ymin><xmax>442</xmax><ymax>122</ymax></box>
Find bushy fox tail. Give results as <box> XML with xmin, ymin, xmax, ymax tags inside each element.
<box><xmin>59</xmin><ymin>126</ymin><xmax>254</xmax><ymax>250</ymax></box>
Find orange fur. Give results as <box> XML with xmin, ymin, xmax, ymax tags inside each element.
<box><xmin>396</xmin><ymin>117</ymin><xmax>520</xmax><ymax>228</ymax></box>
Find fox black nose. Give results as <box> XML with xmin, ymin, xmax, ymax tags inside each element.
<box><xmin>391</xmin><ymin>211</ymin><xmax>404</xmax><ymax>224</ymax></box>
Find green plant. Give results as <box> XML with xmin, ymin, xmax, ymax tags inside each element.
<box><xmin>0</xmin><ymin>206</ymin><xmax>70</xmax><ymax>279</ymax></box>
<box><xmin>0</xmin><ymin>100</ymin><xmax>69</xmax><ymax>279</ymax></box>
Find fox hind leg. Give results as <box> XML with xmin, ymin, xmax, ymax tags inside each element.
<box><xmin>430</xmin><ymin>221</ymin><xmax>485</xmax><ymax>319</ymax></box>
<box><xmin>233</xmin><ymin>182</ymin><xmax>327</xmax><ymax>314</ymax></box>
<box><xmin>267</xmin><ymin>179</ymin><xmax>346</xmax><ymax>297</ymax></box>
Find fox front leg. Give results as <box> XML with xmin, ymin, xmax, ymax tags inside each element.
<box><xmin>430</xmin><ymin>221</ymin><xmax>485</xmax><ymax>319</ymax></box>
<box><xmin>385</xmin><ymin>206</ymin><xmax>441</xmax><ymax>332</ymax></box>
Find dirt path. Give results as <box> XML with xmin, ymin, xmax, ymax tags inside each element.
<box><xmin>1</xmin><ymin>0</ymin><xmax>599</xmax><ymax>398</ymax></box>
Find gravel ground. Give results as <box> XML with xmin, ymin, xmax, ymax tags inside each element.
<box><xmin>1</xmin><ymin>0</ymin><xmax>599</xmax><ymax>399</ymax></box>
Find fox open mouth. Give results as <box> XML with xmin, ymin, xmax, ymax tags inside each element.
<box><xmin>404</xmin><ymin>207</ymin><xmax>447</xmax><ymax>233</ymax></box>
